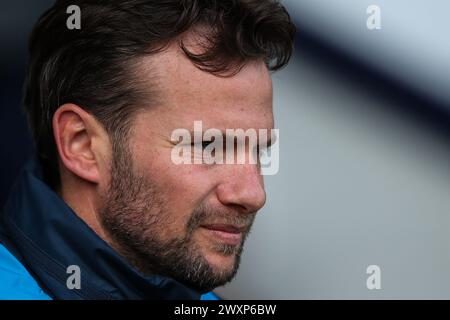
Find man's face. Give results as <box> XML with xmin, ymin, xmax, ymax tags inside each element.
<box><xmin>99</xmin><ymin>45</ymin><xmax>273</xmax><ymax>293</ymax></box>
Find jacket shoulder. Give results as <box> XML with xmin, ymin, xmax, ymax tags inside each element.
<box><xmin>0</xmin><ymin>243</ymin><xmax>51</xmax><ymax>300</ymax></box>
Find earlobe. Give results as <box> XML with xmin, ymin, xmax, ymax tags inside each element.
<box><xmin>53</xmin><ymin>104</ymin><xmax>102</xmax><ymax>184</ymax></box>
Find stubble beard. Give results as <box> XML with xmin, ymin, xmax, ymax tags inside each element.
<box><xmin>98</xmin><ymin>143</ymin><xmax>255</xmax><ymax>293</ymax></box>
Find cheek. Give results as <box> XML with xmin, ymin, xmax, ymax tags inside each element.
<box><xmin>134</xmin><ymin>145</ymin><xmax>216</xmax><ymax>222</ymax></box>
<box><xmin>163</xmin><ymin>165</ymin><xmax>215</xmax><ymax>215</ymax></box>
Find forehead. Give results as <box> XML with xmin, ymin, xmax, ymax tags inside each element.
<box><xmin>137</xmin><ymin>41</ymin><xmax>274</xmax><ymax>132</ymax></box>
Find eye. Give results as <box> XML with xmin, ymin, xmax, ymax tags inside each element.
<box><xmin>191</xmin><ymin>140</ymin><xmax>213</xmax><ymax>149</ymax></box>
<box><xmin>202</xmin><ymin>140</ymin><xmax>213</xmax><ymax>149</ymax></box>
<box><xmin>257</xmin><ymin>144</ymin><xmax>273</xmax><ymax>157</ymax></box>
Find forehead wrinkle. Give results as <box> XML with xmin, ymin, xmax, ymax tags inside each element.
<box><xmin>135</xmin><ymin>42</ymin><xmax>273</xmax><ymax>133</ymax></box>
<box><xmin>150</xmin><ymin>42</ymin><xmax>271</xmax><ymax>104</ymax></box>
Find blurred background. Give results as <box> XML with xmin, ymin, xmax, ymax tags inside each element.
<box><xmin>1</xmin><ymin>1</ymin><xmax>450</xmax><ymax>299</ymax></box>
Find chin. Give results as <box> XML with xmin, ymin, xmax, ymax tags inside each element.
<box><xmin>177</xmin><ymin>242</ymin><xmax>241</xmax><ymax>293</ymax></box>
<box><xmin>205</xmin><ymin>249</ymin><xmax>237</xmax><ymax>270</ymax></box>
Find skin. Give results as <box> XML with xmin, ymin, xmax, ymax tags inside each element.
<box><xmin>52</xmin><ymin>38</ymin><xmax>273</xmax><ymax>292</ymax></box>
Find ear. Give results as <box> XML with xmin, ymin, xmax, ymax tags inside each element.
<box><xmin>53</xmin><ymin>104</ymin><xmax>108</xmax><ymax>184</ymax></box>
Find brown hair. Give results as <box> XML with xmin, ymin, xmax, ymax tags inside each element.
<box><xmin>23</xmin><ymin>0</ymin><xmax>296</xmax><ymax>188</ymax></box>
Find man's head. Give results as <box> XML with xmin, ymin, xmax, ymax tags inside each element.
<box><xmin>23</xmin><ymin>0</ymin><xmax>295</xmax><ymax>292</ymax></box>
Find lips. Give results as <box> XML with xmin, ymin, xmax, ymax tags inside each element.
<box><xmin>201</xmin><ymin>224</ymin><xmax>245</xmax><ymax>234</ymax></box>
<box><xmin>200</xmin><ymin>224</ymin><xmax>245</xmax><ymax>246</ymax></box>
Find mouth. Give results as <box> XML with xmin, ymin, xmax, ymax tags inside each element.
<box><xmin>200</xmin><ymin>224</ymin><xmax>245</xmax><ymax>246</ymax></box>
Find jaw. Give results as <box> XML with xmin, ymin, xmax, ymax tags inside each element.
<box><xmin>192</xmin><ymin>229</ymin><xmax>241</xmax><ymax>275</ymax></box>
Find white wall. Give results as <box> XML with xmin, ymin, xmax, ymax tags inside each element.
<box><xmin>284</xmin><ymin>0</ymin><xmax>450</xmax><ymax>107</ymax></box>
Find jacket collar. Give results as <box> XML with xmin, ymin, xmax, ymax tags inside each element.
<box><xmin>0</xmin><ymin>158</ymin><xmax>201</xmax><ymax>300</ymax></box>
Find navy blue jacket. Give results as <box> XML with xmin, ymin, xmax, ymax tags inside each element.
<box><xmin>0</xmin><ymin>158</ymin><xmax>218</xmax><ymax>300</ymax></box>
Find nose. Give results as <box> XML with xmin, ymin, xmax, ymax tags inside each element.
<box><xmin>216</xmin><ymin>164</ymin><xmax>266</xmax><ymax>214</ymax></box>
